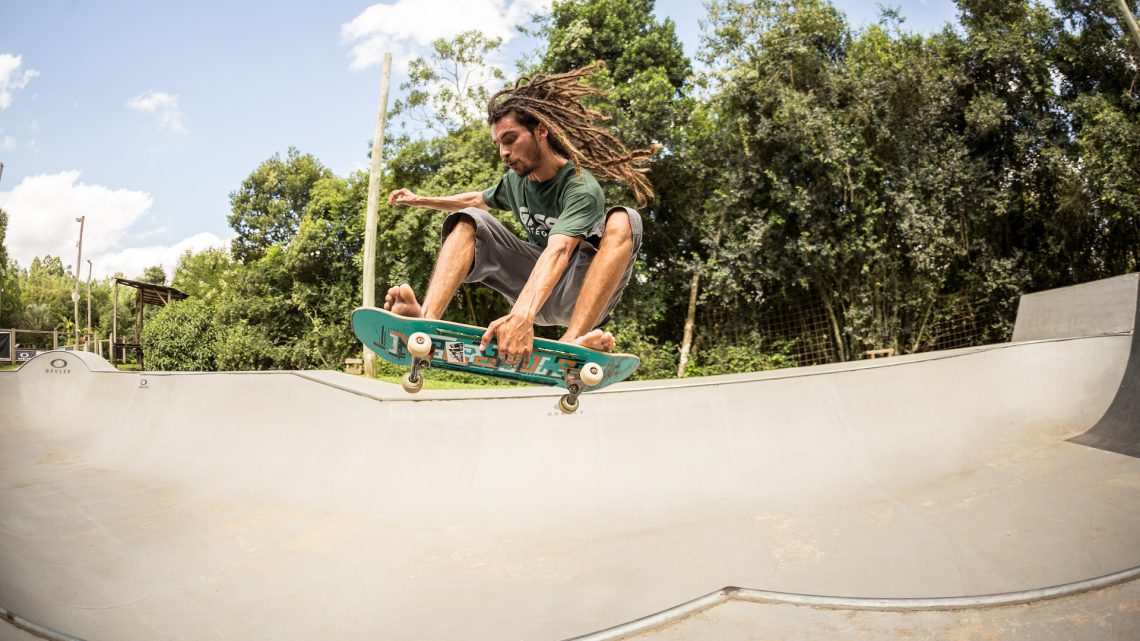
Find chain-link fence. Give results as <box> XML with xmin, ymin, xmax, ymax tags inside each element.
<box><xmin>695</xmin><ymin>292</ymin><xmax>1009</xmax><ymax>369</ymax></box>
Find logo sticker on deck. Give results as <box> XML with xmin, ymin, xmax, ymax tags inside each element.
<box><xmin>445</xmin><ymin>341</ymin><xmax>467</xmax><ymax>364</ymax></box>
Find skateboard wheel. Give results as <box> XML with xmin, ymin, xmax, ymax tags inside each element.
<box><xmin>401</xmin><ymin>371</ymin><xmax>424</xmax><ymax>394</ymax></box>
<box><xmin>407</xmin><ymin>332</ymin><xmax>432</xmax><ymax>358</ymax></box>
<box><xmin>580</xmin><ymin>362</ymin><xmax>604</xmax><ymax>387</ymax></box>
<box><xmin>558</xmin><ymin>395</ymin><xmax>580</xmax><ymax>414</ymax></box>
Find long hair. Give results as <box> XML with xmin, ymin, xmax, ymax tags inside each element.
<box><xmin>487</xmin><ymin>61</ymin><xmax>658</xmax><ymax>205</ymax></box>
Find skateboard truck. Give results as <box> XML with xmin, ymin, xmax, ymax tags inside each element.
<box><xmin>402</xmin><ymin>332</ymin><xmax>434</xmax><ymax>393</ymax></box>
<box><xmin>559</xmin><ymin>362</ymin><xmax>604</xmax><ymax>414</ymax></box>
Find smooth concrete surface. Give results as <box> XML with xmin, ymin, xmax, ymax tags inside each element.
<box><xmin>1069</xmin><ymin>279</ymin><xmax>1140</xmax><ymax>458</ymax></box>
<box><xmin>1012</xmin><ymin>272</ymin><xmax>1139</xmax><ymax>341</ymax></box>
<box><xmin>2</xmin><ymin>275</ymin><xmax>1139</xmax><ymax>640</ymax></box>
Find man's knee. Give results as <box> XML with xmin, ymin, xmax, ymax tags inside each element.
<box><xmin>442</xmin><ymin>209</ymin><xmax>479</xmax><ymax>245</ymax></box>
<box><xmin>602</xmin><ymin>209</ymin><xmax>634</xmax><ymax>248</ymax></box>
<box><xmin>452</xmin><ymin>213</ymin><xmax>476</xmax><ymax>236</ymax></box>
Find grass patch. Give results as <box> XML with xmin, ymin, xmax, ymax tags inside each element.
<box><xmin>373</xmin><ymin>374</ymin><xmax>525</xmax><ymax>390</ymax></box>
<box><xmin>369</xmin><ymin>358</ymin><xmax>527</xmax><ymax>390</ymax></box>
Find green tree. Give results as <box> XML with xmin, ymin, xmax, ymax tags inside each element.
<box><xmin>379</xmin><ymin>125</ymin><xmax>509</xmax><ymax>326</ymax></box>
<box><xmin>377</xmin><ymin>32</ymin><xmax>517</xmax><ymax>327</ymax></box>
<box><xmin>0</xmin><ymin>209</ymin><xmax>14</xmax><ymax>326</ymax></box>
<box><xmin>17</xmin><ymin>257</ymin><xmax>74</xmax><ymax>335</ymax></box>
<box><xmin>128</xmin><ymin>1</ymin><xmax>1140</xmax><ymax>377</ymax></box>
<box><xmin>277</xmin><ymin>172</ymin><xmax>367</xmax><ymax>368</ymax></box>
<box><xmin>701</xmin><ymin>0</ymin><xmax>857</xmax><ymax>357</ymax></box>
<box><xmin>698</xmin><ymin>0</ymin><xmax>997</xmax><ymax>358</ymax></box>
<box><xmin>392</xmin><ymin>30</ymin><xmax>507</xmax><ymax>136</ymax></box>
<box><xmin>139</xmin><ymin>265</ymin><xmax>167</xmax><ymax>285</ymax></box>
<box><xmin>142</xmin><ymin>298</ymin><xmax>216</xmax><ymax>371</ymax></box>
<box><xmin>213</xmin><ymin>319</ymin><xmax>281</xmax><ymax>370</ymax></box>
<box><xmin>950</xmin><ymin>0</ymin><xmax>1071</xmax><ymax>297</ymax></box>
<box><xmin>1053</xmin><ymin>0</ymin><xmax>1140</xmax><ymax>277</ymax></box>
<box><xmin>0</xmin><ymin>208</ymin><xmax>8</xmax><ymax>275</ymax></box>
<box><xmin>532</xmin><ymin>0</ymin><xmax>701</xmax><ymax>365</ymax></box>
<box><xmin>0</xmin><ymin>261</ymin><xmax>17</xmax><ymax>328</ymax></box>
<box><xmin>537</xmin><ymin>0</ymin><xmax>689</xmax><ymax>88</ymax></box>
<box><xmin>212</xmin><ymin>153</ymin><xmax>369</xmax><ymax>370</ymax></box>
<box><xmin>229</xmin><ymin>147</ymin><xmax>335</xmax><ymax>264</ymax></box>
<box><xmin>171</xmin><ymin>247</ymin><xmax>237</xmax><ymax>303</ymax></box>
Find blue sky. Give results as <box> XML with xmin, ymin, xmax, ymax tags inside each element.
<box><xmin>0</xmin><ymin>0</ymin><xmax>959</xmax><ymax>280</ymax></box>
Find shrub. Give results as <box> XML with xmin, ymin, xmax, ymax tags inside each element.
<box><xmin>141</xmin><ymin>298</ymin><xmax>217</xmax><ymax>371</ymax></box>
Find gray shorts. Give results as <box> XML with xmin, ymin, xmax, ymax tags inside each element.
<box><xmin>441</xmin><ymin>206</ymin><xmax>643</xmax><ymax>328</ymax></box>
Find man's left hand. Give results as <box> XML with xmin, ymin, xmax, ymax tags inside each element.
<box><xmin>480</xmin><ymin>311</ymin><xmax>534</xmax><ymax>369</ymax></box>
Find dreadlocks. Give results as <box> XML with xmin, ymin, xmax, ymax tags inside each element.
<box><xmin>487</xmin><ymin>61</ymin><xmax>658</xmax><ymax>205</ymax></box>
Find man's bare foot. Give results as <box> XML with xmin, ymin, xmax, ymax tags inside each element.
<box><xmin>564</xmin><ymin>328</ymin><xmax>616</xmax><ymax>353</ymax></box>
<box><xmin>383</xmin><ymin>283</ymin><xmax>423</xmax><ymax>318</ymax></box>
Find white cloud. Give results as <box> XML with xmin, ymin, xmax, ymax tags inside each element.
<box><xmin>0</xmin><ymin>53</ymin><xmax>39</xmax><ymax>110</ymax></box>
<box><xmin>95</xmin><ymin>232</ymin><xmax>229</xmax><ymax>282</ymax></box>
<box><xmin>0</xmin><ymin>171</ymin><xmax>228</xmax><ymax>279</ymax></box>
<box><xmin>0</xmin><ymin>171</ymin><xmax>153</xmax><ymax>269</ymax></box>
<box><xmin>126</xmin><ymin>91</ymin><xmax>187</xmax><ymax>134</ymax></box>
<box><xmin>126</xmin><ymin>92</ymin><xmax>178</xmax><ymax>112</ymax></box>
<box><xmin>341</xmin><ymin>0</ymin><xmax>551</xmax><ymax>70</ymax></box>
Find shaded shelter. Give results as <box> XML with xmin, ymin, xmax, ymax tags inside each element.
<box><xmin>111</xmin><ymin>278</ymin><xmax>189</xmax><ymax>367</ymax></box>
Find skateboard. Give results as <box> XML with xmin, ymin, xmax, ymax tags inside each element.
<box><xmin>351</xmin><ymin>307</ymin><xmax>640</xmax><ymax>413</ymax></box>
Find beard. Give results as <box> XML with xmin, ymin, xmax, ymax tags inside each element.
<box><xmin>508</xmin><ymin>157</ymin><xmax>534</xmax><ymax>178</ymax></box>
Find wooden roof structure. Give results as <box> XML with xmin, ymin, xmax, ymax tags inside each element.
<box><xmin>111</xmin><ymin>278</ymin><xmax>191</xmax><ymax>367</ymax></box>
<box><xmin>113</xmin><ymin>278</ymin><xmax>190</xmax><ymax>306</ymax></box>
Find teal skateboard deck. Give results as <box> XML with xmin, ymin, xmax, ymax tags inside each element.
<box><xmin>351</xmin><ymin>307</ymin><xmax>640</xmax><ymax>412</ymax></box>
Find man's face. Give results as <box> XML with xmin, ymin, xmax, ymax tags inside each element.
<box><xmin>491</xmin><ymin>113</ymin><xmax>546</xmax><ymax>179</ymax></box>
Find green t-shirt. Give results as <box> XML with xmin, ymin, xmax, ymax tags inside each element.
<box><xmin>481</xmin><ymin>161</ymin><xmax>605</xmax><ymax>247</ymax></box>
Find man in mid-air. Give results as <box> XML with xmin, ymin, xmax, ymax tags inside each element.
<box><xmin>384</xmin><ymin>63</ymin><xmax>655</xmax><ymax>365</ymax></box>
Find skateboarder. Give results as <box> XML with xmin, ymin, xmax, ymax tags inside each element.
<box><xmin>384</xmin><ymin>62</ymin><xmax>656</xmax><ymax>364</ymax></box>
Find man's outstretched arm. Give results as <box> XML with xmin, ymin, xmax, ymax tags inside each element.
<box><xmin>480</xmin><ymin>233</ymin><xmax>582</xmax><ymax>362</ymax></box>
<box><xmin>388</xmin><ymin>188</ymin><xmax>488</xmax><ymax>212</ymax></box>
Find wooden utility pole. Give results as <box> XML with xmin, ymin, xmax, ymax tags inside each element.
<box><xmin>1118</xmin><ymin>0</ymin><xmax>1140</xmax><ymax>53</ymax></box>
<box><xmin>112</xmin><ymin>279</ymin><xmax>118</xmax><ymax>363</ymax></box>
<box><xmin>362</xmin><ymin>53</ymin><xmax>393</xmax><ymax>378</ymax></box>
<box><xmin>72</xmin><ymin>216</ymin><xmax>85</xmax><ymax>349</ymax></box>
<box><xmin>86</xmin><ymin>260</ymin><xmax>93</xmax><ymax>352</ymax></box>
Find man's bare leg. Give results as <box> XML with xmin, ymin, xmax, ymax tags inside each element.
<box><xmin>560</xmin><ymin>211</ymin><xmax>634</xmax><ymax>352</ymax></box>
<box><xmin>384</xmin><ymin>216</ymin><xmax>476</xmax><ymax>319</ymax></box>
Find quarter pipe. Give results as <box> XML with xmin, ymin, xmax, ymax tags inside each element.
<box><xmin>2</xmin><ymin>274</ymin><xmax>1138</xmax><ymax>640</ymax></box>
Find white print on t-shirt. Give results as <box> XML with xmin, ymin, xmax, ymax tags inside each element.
<box><xmin>518</xmin><ymin>206</ymin><xmax>554</xmax><ymax>239</ymax></box>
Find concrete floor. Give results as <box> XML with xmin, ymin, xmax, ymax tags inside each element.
<box><xmin>2</xmin><ymin>274</ymin><xmax>1138</xmax><ymax>640</ymax></box>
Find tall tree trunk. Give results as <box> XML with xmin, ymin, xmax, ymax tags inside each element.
<box><xmin>818</xmin><ymin>286</ymin><xmax>847</xmax><ymax>362</ymax></box>
<box><xmin>677</xmin><ymin>271</ymin><xmax>701</xmax><ymax>378</ymax></box>
<box><xmin>677</xmin><ymin>211</ymin><xmax>727</xmax><ymax>378</ymax></box>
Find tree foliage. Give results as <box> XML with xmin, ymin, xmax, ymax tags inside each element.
<box><xmin>534</xmin><ymin>0</ymin><xmax>703</xmax><ymax>353</ymax></box>
<box><xmin>228</xmin><ymin>148</ymin><xmax>336</xmax><ymax>264</ymax></box>
<box><xmin>5</xmin><ymin>0</ymin><xmax>1139</xmax><ymax>374</ymax></box>
<box><xmin>141</xmin><ymin>298</ymin><xmax>217</xmax><ymax>371</ymax></box>
<box><xmin>392</xmin><ymin>30</ymin><xmax>507</xmax><ymax>135</ymax></box>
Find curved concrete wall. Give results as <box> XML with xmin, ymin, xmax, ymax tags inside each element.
<box><xmin>2</xmin><ymin>275</ymin><xmax>1139</xmax><ymax>640</ymax></box>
